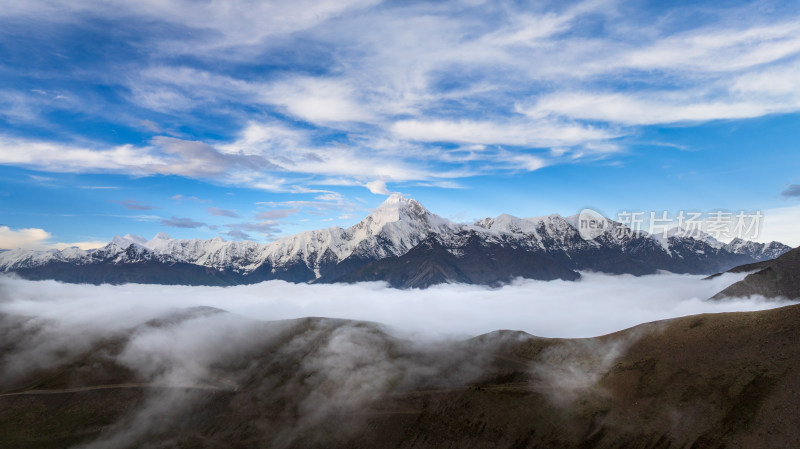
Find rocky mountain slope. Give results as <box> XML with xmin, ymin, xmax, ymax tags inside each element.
<box><xmin>0</xmin><ymin>194</ymin><xmax>790</xmax><ymax>287</ymax></box>
<box><xmin>2</xmin><ymin>304</ymin><xmax>800</xmax><ymax>448</ymax></box>
<box><xmin>713</xmin><ymin>246</ymin><xmax>800</xmax><ymax>299</ymax></box>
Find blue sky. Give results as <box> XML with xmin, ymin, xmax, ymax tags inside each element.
<box><xmin>1</xmin><ymin>0</ymin><xmax>800</xmax><ymax>249</ymax></box>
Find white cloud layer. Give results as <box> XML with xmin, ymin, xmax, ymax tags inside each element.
<box><xmin>0</xmin><ymin>272</ymin><xmax>791</xmax><ymax>339</ymax></box>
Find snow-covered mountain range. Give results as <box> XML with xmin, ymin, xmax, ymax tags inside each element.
<box><xmin>0</xmin><ymin>194</ymin><xmax>791</xmax><ymax>288</ymax></box>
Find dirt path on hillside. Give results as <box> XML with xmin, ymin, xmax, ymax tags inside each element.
<box><xmin>0</xmin><ymin>376</ymin><xmax>239</xmax><ymax>397</ymax></box>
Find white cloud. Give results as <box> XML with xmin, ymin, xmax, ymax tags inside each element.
<box><xmin>364</xmin><ymin>180</ymin><xmax>390</xmax><ymax>195</ymax></box>
<box><xmin>0</xmin><ymin>226</ymin><xmax>52</xmax><ymax>250</ymax></box>
<box><xmin>218</xmin><ymin>121</ymin><xmax>308</xmax><ymax>157</ymax></box>
<box><xmin>219</xmin><ymin>122</ymin><xmax>472</xmax><ymax>184</ymax></box>
<box><xmin>617</xmin><ymin>21</ymin><xmax>800</xmax><ymax>73</ymax></box>
<box><xmin>1</xmin><ymin>0</ymin><xmax>382</xmax><ymax>52</ymax></box>
<box><xmin>263</xmin><ymin>77</ymin><xmax>371</xmax><ymax>124</ymax></box>
<box><xmin>508</xmin><ymin>153</ymin><xmax>547</xmax><ymax>171</ymax></box>
<box><xmin>0</xmin><ymin>226</ymin><xmax>105</xmax><ymax>250</ymax></box>
<box><xmin>0</xmin><ymin>138</ymin><xmax>160</xmax><ymax>173</ymax></box>
<box><xmin>732</xmin><ymin>63</ymin><xmax>800</xmax><ymax>96</ymax></box>
<box><xmin>519</xmin><ymin>92</ymin><xmax>783</xmax><ymax>125</ymax></box>
<box><xmin>0</xmin><ymin>136</ymin><xmax>286</xmax><ymax>190</ymax></box>
<box><xmin>391</xmin><ymin>119</ymin><xmax>617</xmax><ymax>147</ymax></box>
<box><xmin>480</xmin><ymin>12</ymin><xmax>574</xmax><ymax>47</ymax></box>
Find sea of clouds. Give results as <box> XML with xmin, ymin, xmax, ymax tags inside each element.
<box><xmin>0</xmin><ymin>271</ymin><xmax>790</xmax><ymax>339</ymax></box>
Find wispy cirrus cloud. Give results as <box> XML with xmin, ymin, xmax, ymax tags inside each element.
<box><xmin>0</xmin><ymin>135</ymin><xmax>287</xmax><ymax>191</ymax></box>
<box><xmin>79</xmin><ymin>185</ymin><xmax>120</xmax><ymax>190</ymax></box>
<box><xmin>160</xmin><ymin>216</ymin><xmax>208</xmax><ymax>229</ymax></box>
<box><xmin>207</xmin><ymin>207</ymin><xmax>241</xmax><ymax>218</ymax></box>
<box><xmin>1</xmin><ymin>0</ymin><xmax>800</xmax><ymax>197</ymax></box>
<box><xmin>390</xmin><ymin>119</ymin><xmax>618</xmax><ymax>147</ymax></box>
<box><xmin>111</xmin><ymin>199</ymin><xmax>158</xmax><ymax>211</ymax></box>
<box><xmin>256</xmin><ymin>190</ymin><xmax>361</xmax><ymax>217</ymax></box>
<box><xmin>255</xmin><ymin>209</ymin><xmax>299</xmax><ymax>220</ymax></box>
<box><xmin>224</xmin><ymin>220</ymin><xmax>281</xmax><ymax>240</ymax></box>
<box><xmin>171</xmin><ymin>194</ymin><xmax>210</xmax><ymax>203</ymax></box>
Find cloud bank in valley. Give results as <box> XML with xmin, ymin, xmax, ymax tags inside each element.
<box><xmin>0</xmin><ymin>272</ymin><xmax>790</xmax><ymax>339</ymax></box>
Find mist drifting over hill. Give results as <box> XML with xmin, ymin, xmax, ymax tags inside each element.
<box><xmin>1</xmin><ymin>273</ymin><xmax>797</xmax><ymax>448</ymax></box>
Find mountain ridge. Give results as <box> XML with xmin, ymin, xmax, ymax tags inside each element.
<box><xmin>0</xmin><ymin>194</ymin><xmax>791</xmax><ymax>288</ymax></box>
<box><xmin>713</xmin><ymin>246</ymin><xmax>800</xmax><ymax>299</ymax></box>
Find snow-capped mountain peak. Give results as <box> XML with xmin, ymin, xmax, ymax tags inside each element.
<box><xmin>364</xmin><ymin>193</ymin><xmax>431</xmax><ymax>226</ymax></box>
<box><xmin>662</xmin><ymin>227</ymin><xmax>724</xmax><ymax>248</ymax></box>
<box><xmin>0</xmin><ymin>197</ymin><xmax>792</xmax><ymax>286</ymax></box>
<box><xmin>474</xmin><ymin>213</ymin><xmax>543</xmax><ymax>236</ymax></box>
<box><xmin>150</xmin><ymin>232</ymin><xmax>173</xmax><ymax>241</ymax></box>
<box><xmin>261</xmin><ymin>194</ymin><xmax>458</xmax><ymax>271</ymax></box>
<box><xmin>145</xmin><ymin>232</ymin><xmax>178</xmax><ymax>252</ymax></box>
<box><xmin>109</xmin><ymin>234</ymin><xmax>147</xmax><ymax>249</ymax></box>
<box><xmin>381</xmin><ymin>192</ymin><xmax>409</xmax><ymax>206</ymax></box>
<box><xmin>348</xmin><ymin>194</ymin><xmax>452</xmax><ymax>241</ymax></box>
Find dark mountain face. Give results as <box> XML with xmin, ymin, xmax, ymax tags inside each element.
<box><xmin>0</xmin><ymin>196</ymin><xmax>791</xmax><ymax>288</ymax></box>
<box><xmin>322</xmin><ymin>230</ymin><xmax>790</xmax><ymax>288</ymax></box>
<box><xmin>331</xmin><ymin>232</ymin><xmax>581</xmax><ymax>288</ymax></box>
<box><xmin>12</xmin><ymin>261</ymin><xmax>236</xmax><ymax>286</ymax></box>
<box><xmin>713</xmin><ymin>246</ymin><xmax>800</xmax><ymax>299</ymax></box>
<box><xmin>3</xmin><ymin>304</ymin><xmax>800</xmax><ymax>448</ymax></box>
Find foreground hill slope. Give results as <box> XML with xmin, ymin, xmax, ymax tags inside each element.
<box><xmin>2</xmin><ymin>303</ymin><xmax>800</xmax><ymax>448</ymax></box>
